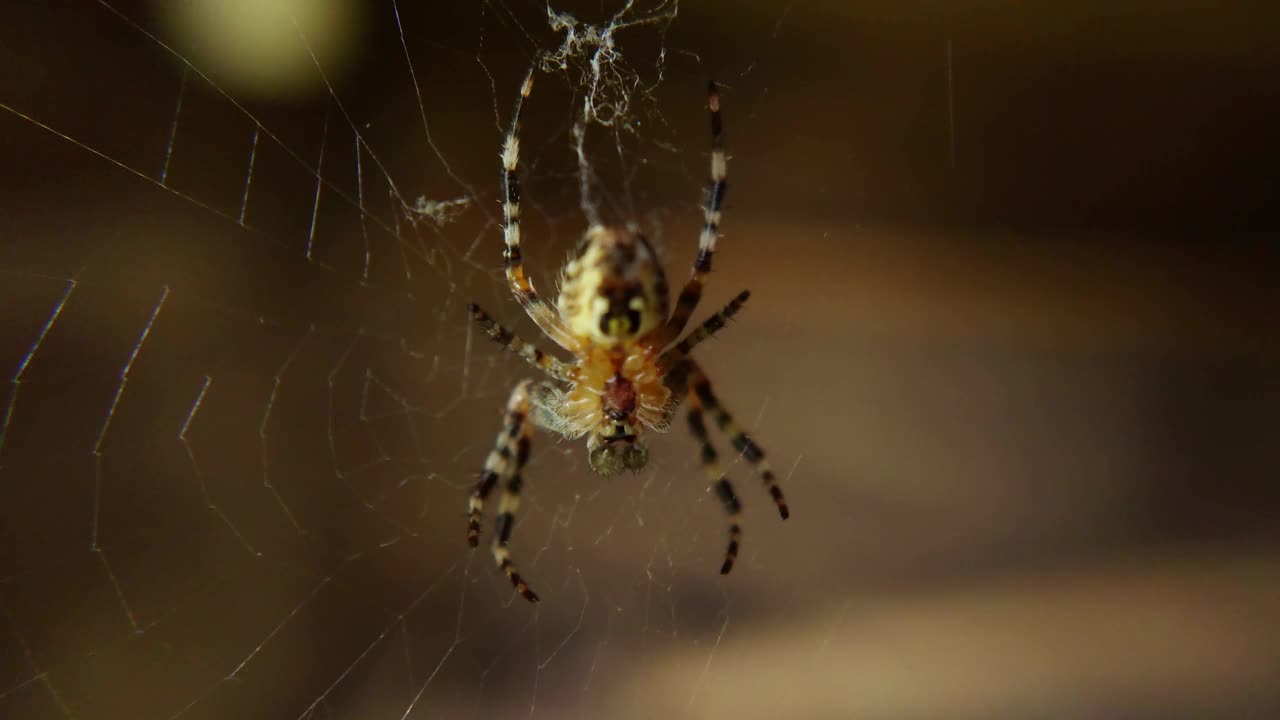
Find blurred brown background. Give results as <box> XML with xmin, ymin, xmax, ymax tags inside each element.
<box><xmin>1</xmin><ymin>1</ymin><xmax>1278</xmax><ymax>719</ymax></box>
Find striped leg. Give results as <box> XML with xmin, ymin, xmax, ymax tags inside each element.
<box><xmin>468</xmin><ymin>303</ymin><xmax>573</xmax><ymax>382</ymax></box>
<box><xmin>687</xmin><ymin>361</ymin><xmax>789</xmax><ymax>520</ymax></box>
<box><xmin>656</xmin><ymin>81</ymin><xmax>729</xmax><ymax>345</ymax></box>
<box><xmin>660</xmin><ymin>289</ymin><xmax>750</xmax><ymax>365</ymax></box>
<box><xmin>501</xmin><ymin>71</ymin><xmax>575</xmax><ymax>351</ymax></box>
<box><xmin>467</xmin><ymin>379</ymin><xmax>540</xmax><ymax>602</ymax></box>
<box><xmin>687</xmin><ymin>394</ymin><xmax>744</xmax><ymax>574</ymax></box>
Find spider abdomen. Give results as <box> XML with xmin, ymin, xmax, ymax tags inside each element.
<box><xmin>558</xmin><ymin>226</ymin><xmax>670</xmax><ymax>345</ymax></box>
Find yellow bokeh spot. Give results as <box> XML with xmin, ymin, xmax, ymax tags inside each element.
<box><xmin>155</xmin><ymin>0</ymin><xmax>363</xmax><ymax>99</ymax></box>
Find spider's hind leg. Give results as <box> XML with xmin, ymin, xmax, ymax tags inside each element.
<box><xmin>467</xmin><ymin>379</ymin><xmax>541</xmax><ymax>602</ymax></box>
<box><xmin>660</xmin><ymin>289</ymin><xmax>750</xmax><ymax>365</ymax></box>
<box><xmin>656</xmin><ymin>81</ymin><xmax>729</xmax><ymax>346</ymax></box>
<box><xmin>500</xmin><ymin>71</ymin><xmax>574</xmax><ymax>350</ymax></box>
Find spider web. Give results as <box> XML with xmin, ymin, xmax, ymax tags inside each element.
<box><xmin>6</xmin><ymin>2</ymin><xmax>1280</xmax><ymax>719</ymax></box>
<box><xmin>0</xmin><ymin>1</ymin><xmax>806</xmax><ymax>718</ymax></box>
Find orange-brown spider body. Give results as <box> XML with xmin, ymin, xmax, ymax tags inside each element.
<box><xmin>555</xmin><ymin>226</ymin><xmax>675</xmax><ymax>473</ymax></box>
<box><xmin>465</xmin><ymin>76</ymin><xmax>788</xmax><ymax>603</ymax></box>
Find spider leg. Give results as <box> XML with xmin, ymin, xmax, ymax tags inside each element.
<box><xmin>468</xmin><ymin>303</ymin><xmax>573</xmax><ymax>383</ymax></box>
<box><xmin>467</xmin><ymin>379</ymin><xmax>541</xmax><ymax>602</ymax></box>
<box><xmin>660</xmin><ymin>289</ymin><xmax>750</xmax><ymax>366</ymax></box>
<box><xmin>687</xmin><ymin>393</ymin><xmax>744</xmax><ymax>574</ymax></box>
<box><xmin>654</xmin><ymin>81</ymin><xmax>728</xmax><ymax>346</ymax></box>
<box><xmin>501</xmin><ymin>71</ymin><xmax>576</xmax><ymax>351</ymax></box>
<box><xmin>685</xmin><ymin>360</ymin><xmax>790</xmax><ymax>520</ymax></box>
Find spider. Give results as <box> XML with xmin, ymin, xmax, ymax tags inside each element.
<box><xmin>466</xmin><ymin>73</ymin><xmax>789</xmax><ymax>602</ymax></box>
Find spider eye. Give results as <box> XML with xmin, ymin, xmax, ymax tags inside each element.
<box><xmin>623</xmin><ymin>443</ymin><xmax>649</xmax><ymax>471</ymax></box>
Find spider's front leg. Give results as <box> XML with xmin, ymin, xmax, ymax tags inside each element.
<box><xmin>672</xmin><ymin>358</ymin><xmax>790</xmax><ymax>576</ymax></box>
<box><xmin>467</xmin><ymin>379</ymin><xmax>541</xmax><ymax>603</ymax></box>
<box><xmin>687</xmin><ymin>361</ymin><xmax>789</xmax><ymax>520</ymax></box>
<box><xmin>686</xmin><ymin>393</ymin><xmax>744</xmax><ymax>574</ymax></box>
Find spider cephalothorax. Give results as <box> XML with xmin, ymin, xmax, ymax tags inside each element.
<box><xmin>465</xmin><ymin>74</ymin><xmax>789</xmax><ymax>603</ymax></box>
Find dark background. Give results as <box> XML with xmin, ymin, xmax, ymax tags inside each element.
<box><xmin>1</xmin><ymin>1</ymin><xmax>1277</xmax><ymax>718</ymax></box>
